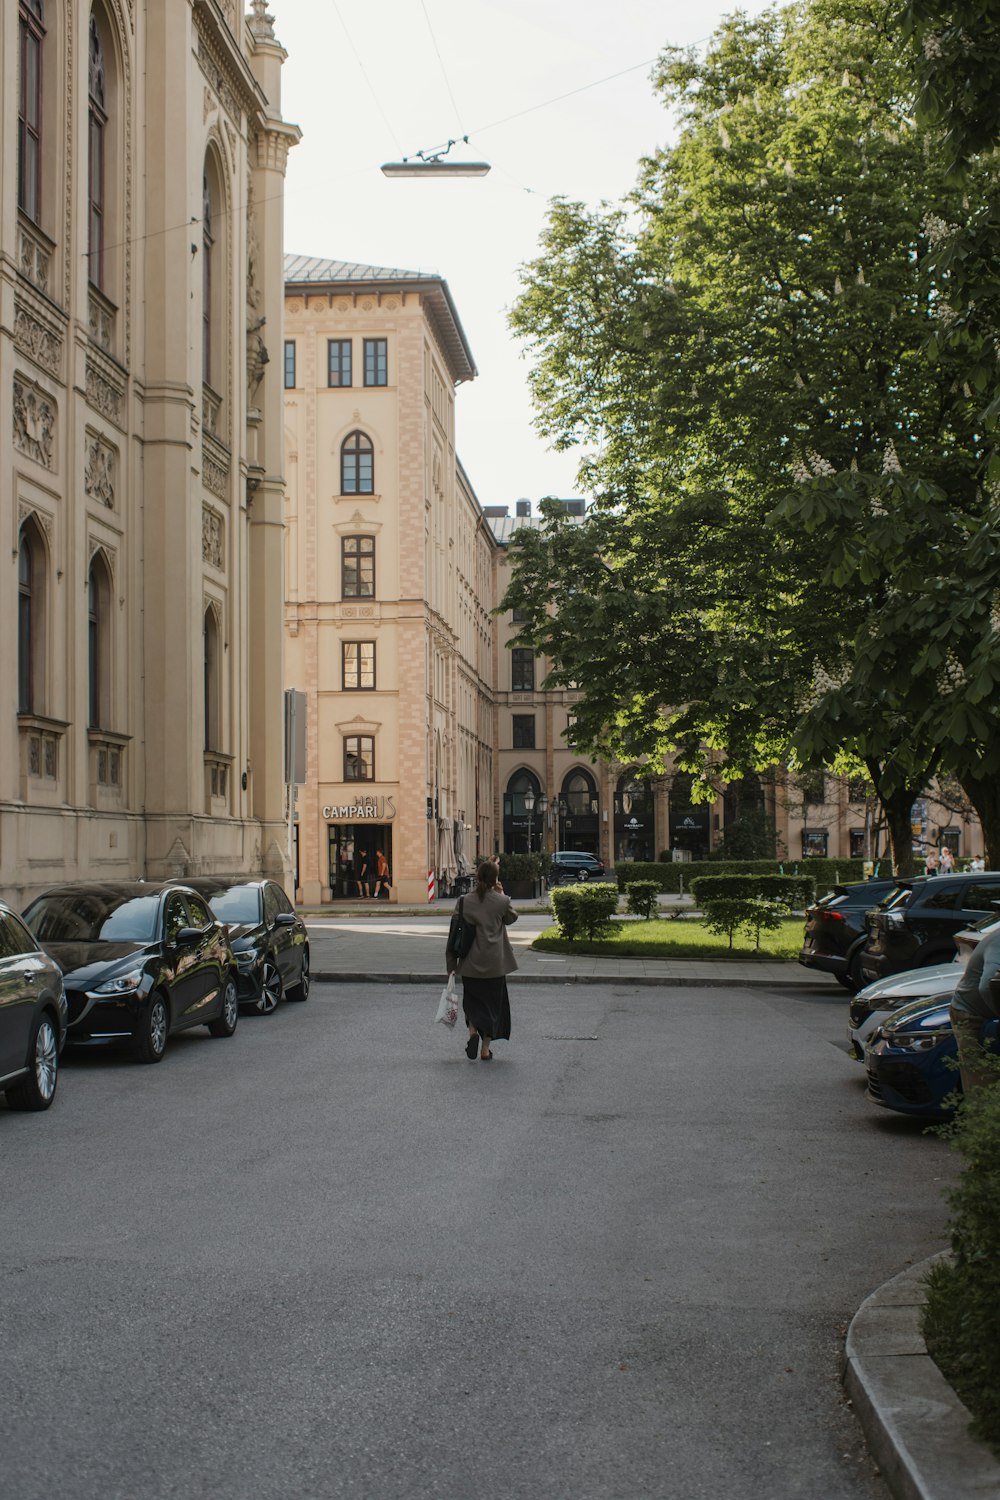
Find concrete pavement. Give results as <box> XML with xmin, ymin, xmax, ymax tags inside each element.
<box><xmin>301</xmin><ymin>908</ymin><xmax>1000</xmax><ymax>1500</ymax></box>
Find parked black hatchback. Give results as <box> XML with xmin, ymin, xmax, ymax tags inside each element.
<box><xmin>859</xmin><ymin>872</ymin><xmax>1000</xmax><ymax>985</ymax></box>
<box><xmin>551</xmin><ymin>851</ymin><xmax>606</xmax><ymax>883</ymax></box>
<box><xmin>23</xmin><ymin>882</ymin><xmax>238</xmax><ymax>1063</ymax></box>
<box><xmin>798</xmin><ymin>879</ymin><xmax>897</xmax><ymax>991</ymax></box>
<box><xmin>178</xmin><ymin>877</ymin><xmax>309</xmax><ymax>1014</ymax></box>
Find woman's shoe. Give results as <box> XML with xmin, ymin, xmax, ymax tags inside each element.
<box><xmin>465</xmin><ymin>1034</ymin><xmax>479</xmax><ymax>1060</ymax></box>
<box><xmin>480</xmin><ymin>1049</ymin><xmax>493</xmax><ymax>1062</ymax></box>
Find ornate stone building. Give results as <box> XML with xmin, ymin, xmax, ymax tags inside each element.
<box><xmin>2</xmin><ymin>1</ymin><xmax>299</xmax><ymax>905</ymax></box>
<box><xmin>283</xmin><ymin>256</ymin><xmax>496</xmax><ymax>904</ymax></box>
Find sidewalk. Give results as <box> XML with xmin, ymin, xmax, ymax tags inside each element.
<box><xmin>302</xmin><ymin>908</ymin><xmax>833</xmax><ymax>987</ymax></box>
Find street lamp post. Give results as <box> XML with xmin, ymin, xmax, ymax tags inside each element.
<box><xmin>557</xmin><ymin>797</ymin><xmax>567</xmax><ymax>853</ymax></box>
<box><xmin>523</xmin><ymin>788</ymin><xmax>535</xmax><ymax>855</ymax></box>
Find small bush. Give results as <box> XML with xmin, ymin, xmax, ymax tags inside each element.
<box><xmin>621</xmin><ymin>858</ymin><xmax>864</xmax><ymax>894</ymax></box>
<box><xmin>701</xmin><ymin>897</ymin><xmax>784</xmax><ymax>949</ymax></box>
<box><xmin>625</xmin><ymin>881</ymin><xmax>660</xmax><ymax>920</ymax></box>
<box><xmin>689</xmin><ymin>875</ymin><xmax>758</xmax><ymax>904</ymax></box>
<box><xmin>922</xmin><ymin>1060</ymin><xmax>1000</xmax><ymax>1452</ymax></box>
<box><xmin>551</xmin><ymin>883</ymin><xmax>619</xmax><ymax>942</ymax></box>
<box><xmin>690</xmin><ymin>873</ymin><xmax>816</xmax><ymax>910</ymax></box>
<box><xmin>757</xmin><ymin>874</ymin><xmax>816</xmax><ymax>909</ymax></box>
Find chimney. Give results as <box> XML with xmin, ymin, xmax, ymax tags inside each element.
<box><xmin>515</xmin><ymin>499</ymin><xmax>532</xmax><ymax>517</ymax></box>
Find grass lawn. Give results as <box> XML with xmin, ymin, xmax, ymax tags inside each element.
<box><xmin>532</xmin><ymin>915</ymin><xmax>804</xmax><ymax>960</ymax></box>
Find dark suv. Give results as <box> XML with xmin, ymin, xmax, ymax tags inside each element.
<box><xmin>859</xmin><ymin>872</ymin><xmax>1000</xmax><ymax>984</ymax></box>
<box><xmin>551</xmin><ymin>850</ymin><xmax>606</xmax><ymax>883</ymax></box>
<box><xmin>798</xmin><ymin>879</ymin><xmax>897</xmax><ymax>990</ymax></box>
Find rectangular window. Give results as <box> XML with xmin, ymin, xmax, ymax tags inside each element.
<box><xmin>849</xmin><ymin>829</ymin><xmax>866</xmax><ymax>858</ymax></box>
<box><xmin>18</xmin><ymin>5</ymin><xmax>43</xmax><ymax>222</ymax></box>
<box><xmin>344</xmin><ymin>735</ymin><xmax>374</xmax><ymax>781</ymax></box>
<box><xmin>342</xmin><ymin>535</ymin><xmax>375</xmax><ymax>599</ymax></box>
<box><xmin>343</xmin><ymin>641</ymin><xmax>376</xmax><ymax>690</ymax></box>
<box><xmin>284</xmin><ymin>340</ymin><xmax>296</xmax><ymax>389</ymax></box>
<box><xmin>511</xmin><ymin>648</ymin><xmax>534</xmax><ymax>692</ymax></box>
<box><xmin>328</xmin><ymin>339</ymin><xmax>352</xmax><ymax>387</ymax></box>
<box><xmin>512</xmin><ymin>714</ymin><xmax>535</xmax><ymax>749</ymax></box>
<box><xmin>801</xmin><ymin>829</ymin><xmax>828</xmax><ymax>857</ymax></box>
<box><xmin>364</xmin><ymin>338</ymin><xmax>387</xmax><ymax>387</ymax></box>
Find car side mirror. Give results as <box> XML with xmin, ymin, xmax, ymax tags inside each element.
<box><xmin>174</xmin><ymin>926</ymin><xmax>203</xmax><ymax>947</ymax></box>
<box><xmin>274</xmin><ymin>912</ymin><xmax>296</xmax><ymax>928</ymax></box>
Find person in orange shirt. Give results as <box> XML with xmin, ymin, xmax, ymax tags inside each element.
<box><xmin>373</xmin><ymin>848</ymin><xmax>390</xmax><ymax>899</ymax></box>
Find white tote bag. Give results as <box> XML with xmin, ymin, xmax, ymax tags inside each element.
<box><xmin>435</xmin><ymin>973</ymin><xmax>459</xmax><ymax>1028</ymax></box>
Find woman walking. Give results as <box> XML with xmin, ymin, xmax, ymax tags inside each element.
<box><xmin>446</xmin><ymin>861</ymin><xmax>517</xmax><ymax>1062</ymax></box>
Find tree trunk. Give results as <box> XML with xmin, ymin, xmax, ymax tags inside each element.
<box><xmin>958</xmin><ymin>769</ymin><xmax>1000</xmax><ymax>869</ymax></box>
<box><xmin>881</xmin><ymin>789</ymin><xmax>917</xmax><ymax>877</ymax></box>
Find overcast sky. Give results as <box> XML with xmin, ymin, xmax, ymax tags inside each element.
<box><xmin>277</xmin><ymin>0</ymin><xmax>774</xmax><ymax>505</ymax></box>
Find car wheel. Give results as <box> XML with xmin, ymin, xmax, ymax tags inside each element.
<box><xmin>835</xmin><ymin>972</ymin><xmax>855</xmax><ymax>991</ymax></box>
<box><xmin>255</xmin><ymin>958</ymin><xmax>283</xmax><ymax>1015</ymax></box>
<box><xmin>5</xmin><ymin>1012</ymin><xmax>60</xmax><ymax>1111</ymax></box>
<box><xmin>208</xmin><ymin>976</ymin><xmax>239</xmax><ymax>1037</ymax></box>
<box><xmin>578</xmin><ymin>869</ymin><xmax>590</xmax><ymax>881</ymax></box>
<box><xmin>288</xmin><ymin>947</ymin><xmax>310</xmax><ymax>1002</ymax></box>
<box><xmin>134</xmin><ymin>993</ymin><xmax>169</xmax><ymax>1064</ymax></box>
<box><xmin>846</xmin><ymin>949</ymin><xmax>866</xmax><ymax>993</ymax></box>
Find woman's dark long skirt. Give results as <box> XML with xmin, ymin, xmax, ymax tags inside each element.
<box><xmin>462</xmin><ymin>975</ymin><xmax>511</xmax><ymax>1040</ymax></box>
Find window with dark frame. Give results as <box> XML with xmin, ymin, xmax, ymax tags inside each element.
<box><xmin>344</xmin><ymin>734</ymin><xmax>374</xmax><ymax>781</ymax></box>
<box><xmin>88</xmin><ymin>15</ymin><xmax>106</xmax><ymax>289</ymax></box>
<box><xmin>202</xmin><ymin>174</ymin><xmax>213</xmax><ymax>384</ymax></box>
<box><xmin>341</xmin><ymin>534</ymin><xmax>375</xmax><ymax>598</ymax></box>
<box><xmin>284</xmin><ymin>340</ymin><xmax>296</xmax><ymax>389</ymax></box>
<box><xmin>343</xmin><ymin>640</ymin><xmax>376</xmax><ymax>690</ymax></box>
<box><xmin>18</xmin><ymin>532</ymin><xmax>34</xmax><ymax>713</ymax></box>
<box><xmin>511</xmin><ymin>648</ymin><xmax>534</xmax><ymax>692</ymax></box>
<box><xmin>363</xmin><ymin>338</ymin><xmax>387</xmax><ymax>387</ymax></box>
<box><xmin>328</xmin><ymin>339</ymin><xmax>352</xmax><ymax>387</ymax></box>
<box><xmin>512</xmin><ymin>714</ymin><xmax>535</xmax><ymax>748</ymax></box>
<box><xmin>88</xmin><ymin>559</ymin><xmax>101</xmax><ymax>729</ymax></box>
<box><xmin>18</xmin><ymin>1</ymin><xmax>45</xmax><ymax>223</ymax></box>
<box><xmin>340</xmin><ymin>431</ymin><xmax>374</xmax><ymax>494</ymax></box>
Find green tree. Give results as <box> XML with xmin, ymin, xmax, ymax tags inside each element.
<box><xmin>506</xmin><ymin>0</ymin><xmax>996</xmax><ymax>870</ymax></box>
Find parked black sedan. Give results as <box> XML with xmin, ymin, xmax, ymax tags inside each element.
<box><xmin>0</xmin><ymin>899</ymin><xmax>67</xmax><ymax>1111</ymax></box>
<box><xmin>23</xmin><ymin>882</ymin><xmax>239</xmax><ymax>1064</ymax></box>
<box><xmin>177</xmin><ymin>878</ymin><xmax>309</xmax><ymax>1014</ymax></box>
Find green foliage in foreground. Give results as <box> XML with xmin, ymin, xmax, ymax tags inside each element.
<box><xmin>700</xmin><ymin>897</ymin><xmax>785</xmax><ymax>950</ymax></box>
<box><xmin>549</xmin><ymin>883</ymin><xmax>620</xmax><ymax>941</ymax></box>
<box><xmin>922</xmin><ymin>1063</ymin><xmax>1000</xmax><ymax>1453</ymax></box>
<box><xmin>624</xmin><ymin>881</ymin><xmax>660</xmax><ymax>919</ymax></box>
<box><xmin>533</xmin><ymin>916</ymin><xmax>803</xmax><ymax>961</ymax></box>
<box><xmin>689</xmin><ymin>873</ymin><xmax>816</xmax><ymax>909</ymax></box>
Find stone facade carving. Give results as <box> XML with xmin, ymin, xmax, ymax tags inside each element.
<box><xmin>14</xmin><ymin>302</ymin><xmax>62</xmax><ymax>376</ymax></box>
<box><xmin>13</xmin><ymin>378</ymin><xmax>56</xmax><ymax>469</ymax></box>
<box><xmin>85</xmin><ymin>360</ymin><xmax>125</xmax><ymax>427</ymax></box>
<box><xmin>85</xmin><ymin>433</ymin><xmax>117</xmax><ymax>509</ymax></box>
<box><xmin>88</xmin><ymin>290</ymin><xmax>114</xmax><ymax>352</ymax></box>
<box><xmin>248</xmin><ymin>1</ymin><xmax>276</xmax><ymax>41</ymax></box>
<box><xmin>18</xmin><ymin>223</ymin><xmax>52</xmax><ymax>295</ymax></box>
<box><xmin>202</xmin><ymin>506</ymin><xmax>224</xmax><ymax>569</ymax></box>
<box><xmin>203</xmin><ymin>448</ymin><xmax>229</xmax><ymax>499</ymax></box>
<box><xmin>195</xmin><ymin>27</ymin><xmax>241</xmax><ymax>124</ymax></box>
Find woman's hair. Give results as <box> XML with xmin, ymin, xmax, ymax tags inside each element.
<box><xmin>475</xmin><ymin>860</ymin><xmax>499</xmax><ymax>899</ymax></box>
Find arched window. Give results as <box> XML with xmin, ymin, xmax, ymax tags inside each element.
<box><xmin>341</xmin><ymin>431</ymin><xmax>374</xmax><ymax>495</ymax></box>
<box><xmin>87</xmin><ymin>551</ymin><xmax>111</xmax><ymax>729</ymax></box>
<box><xmin>18</xmin><ymin>525</ymin><xmax>45</xmax><ymax>713</ymax></box>
<box><xmin>87</xmin><ymin>12</ymin><xmax>107</xmax><ymax>287</ymax></box>
<box><xmin>202</xmin><ymin>173</ymin><xmax>214</xmax><ymax>386</ymax></box>
<box><xmin>203</xmin><ymin>606</ymin><xmax>220</xmax><ymax>751</ymax></box>
<box><xmin>563</xmin><ymin>768</ymin><xmax>597</xmax><ymax>817</ymax></box>
<box><xmin>18</xmin><ymin>0</ymin><xmax>45</xmax><ymax>222</ymax></box>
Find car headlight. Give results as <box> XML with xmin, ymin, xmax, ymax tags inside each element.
<box><xmin>90</xmin><ymin>968</ymin><xmax>145</xmax><ymax>995</ymax></box>
<box><xmin>234</xmin><ymin>948</ymin><xmax>261</xmax><ymax>971</ymax></box>
<box><xmin>888</xmin><ymin>1028</ymin><xmax>951</xmax><ymax>1052</ymax></box>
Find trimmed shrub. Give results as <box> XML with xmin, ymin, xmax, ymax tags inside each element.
<box><xmin>690</xmin><ymin>873</ymin><xmax>816</xmax><ymax>910</ymax></box>
<box><xmin>689</xmin><ymin>875</ymin><xmax>758</xmax><ymax>903</ymax></box>
<box><xmin>551</xmin><ymin>883</ymin><xmax>620</xmax><ymax>942</ymax></box>
<box><xmin>625</xmin><ymin>881</ymin><xmax>660</xmax><ymax>920</ymax></box>
<box><xmin>922</xmin><ymin>1062</ymin><xmax>1000</xmax><ymax>1452</ymax></box>
<box><xmin>621</xmin><ymin>858</ymin><xmax>865</xmax><ymax>894</ymax></box>
<box><xmin>757</xmin><ymin>874</ymin><xmax>816</xmax><ymax>909</ymax></box>
<box><xmin>701</xmin><ymin>896</ymin><xmax>785</xmax><ymax>949</ymax></box>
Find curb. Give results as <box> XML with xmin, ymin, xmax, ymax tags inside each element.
<box><xmin>843</xmin><ymin>1255</ymin><xmax>1000</xmax><ymax>1500</ymax></box>
<box><xmin>313</xmin><ymin>971</ymin><xmax>824</xmax><ymax>989</ymax></box>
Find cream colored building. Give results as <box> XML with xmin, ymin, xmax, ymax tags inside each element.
<box><xmin>1</xmin><ymin>0</ymin><xmax>299</xmax><ymax>907</ymax></box>
<box><xmin>282</xmin><ymin>257</ymin><xmax>497</xmax><ymax>904</ymax></box>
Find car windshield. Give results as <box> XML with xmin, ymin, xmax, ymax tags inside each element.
<box><xmin>198</xmin><ymin>886</ymin><xmax>261</xmax><ymax>924</ymax></box>
<box><xmin>25</xmin><ymin>891</ymin><xmax>160</xmax><ymax>943</ymax></box>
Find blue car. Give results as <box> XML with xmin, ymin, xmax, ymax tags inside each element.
<box><xmin>865</xmin><ymin>994</ymin><xmax>999</xmax><ymax>1120</ymax></box>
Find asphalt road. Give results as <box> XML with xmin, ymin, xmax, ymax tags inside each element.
<box><xmin>1</xmin><ymin>979</ymin><xmax>957</xmax><ymax>1500</ymax></box>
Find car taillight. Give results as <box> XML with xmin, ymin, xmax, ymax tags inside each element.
<box><xmin>821</xmin><ymin>910</ymin><xmax>846</xmax><ymax>923</ymax></box>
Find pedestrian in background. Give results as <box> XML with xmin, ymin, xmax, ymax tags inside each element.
<box><xmin>355</xmin><ymin>853</ymin><xmax>370</xmax><ymax>899</ymax></box>
<box><xmin>939</xmin><ymin>846</ymin><xmax>955</xmax><ymax>875</ymax></box>
<box><xmin>925</xmin><ymin>848</ymin><xmax>939</xmax><ymax>876</ymax></box>
<box><xmin>373</xmin><ymin>848</ymin><xmax>390</xmax><ymax>899</ymax></box>
<box><xmin>446</xmin><ymin>860</ymin><xmax>517</xmax><ymax>1062</ymax></box>
<box><xmin>970</xmin><ymin>854</ymin><xmax>986</xmax><ymax>872</ymax></box>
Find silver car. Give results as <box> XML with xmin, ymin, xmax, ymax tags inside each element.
<box><xmin>0</xmin><ymin>900</ymin><xmax>67</xmax><ymax>1111</ymax></box>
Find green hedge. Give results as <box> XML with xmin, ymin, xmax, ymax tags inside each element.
<box><xmin>690</xmin><ymin>873</ymin><xmax>815</xmax><ymax>908</ymax></box>
<box><xmin>922</xmin><ymin>1064</ymin><xmax>1000</xmax><ymax>1451</ymax></box>
<box><xmin>624</xmin><ymin>881</ymin><xmax>660</xmax><ymax>920</ymax></box>
<box><xmin>551</xmin><ymin>883</ymin><xmax>620</xmax><ymax>941</ymax></box>
<box><xmin>618</xmin><ymin>858</ymin><xmax>867</xmax><ymax>894</ymax></box>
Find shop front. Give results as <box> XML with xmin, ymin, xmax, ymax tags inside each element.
<box><xmin>614</xmin><ymin>774</ymin><xmax>655</xmax><ymax>863</ymax></box>
<box><xmin>324</xmin><ymin>794</ymin><xmax>396</xmax><ymax>900</ymax></box>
